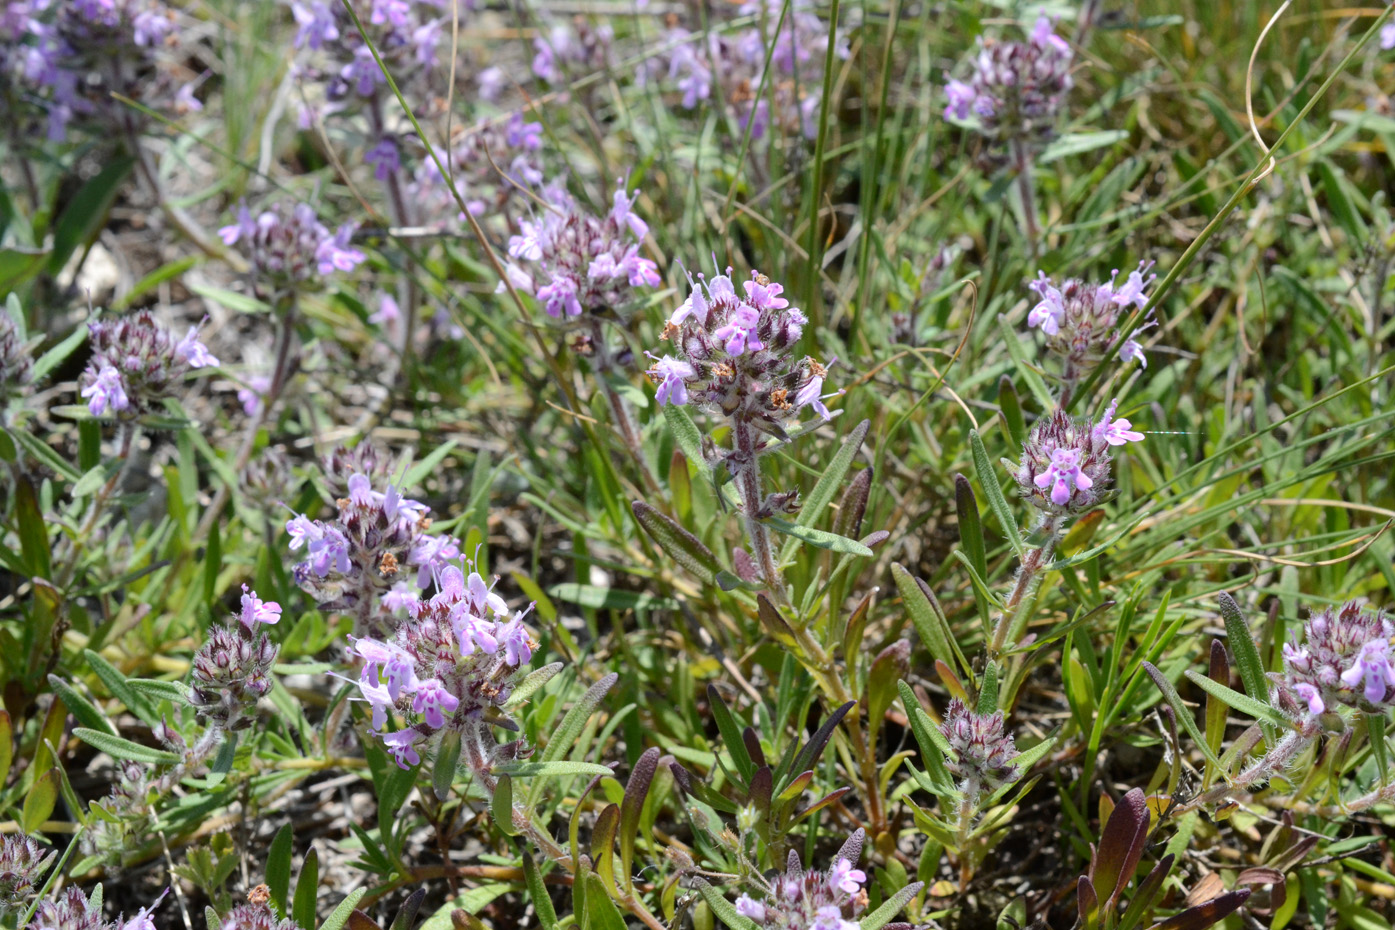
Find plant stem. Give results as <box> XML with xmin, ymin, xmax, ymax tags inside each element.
<box><xmin>732</xmin><ymin>417</ymin><xmax>781</xmax><ymax>600</ymax></box>
<box><xmin>588</xmin><ymin>318</ymin><xmax>660</xmax><ymax>492</ymax></box>
<box><xmin>989</xmin><ymin>513</ymin><xmax>1060</xmax><ymax>656</ymax></box>
<box><xmin>1012</xmin><ymin>140</ymin><xmax>1039</xmax><ymax>257</ymax></box>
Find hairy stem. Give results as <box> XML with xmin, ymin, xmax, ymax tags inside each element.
<box><xmin>732</xmin><ymin>417</ymin><xmax>781</xmax><ymax>601</ymax></box>
<box><xmin>989</xmin><ymin>513</ymin><xmax>1061</xmax><ymax>656</ymax></box>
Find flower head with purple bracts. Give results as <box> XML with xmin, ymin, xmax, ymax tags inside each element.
<box><xmin>661</xmin><ymin>0</ymin><xmax>847</xmax><ymax>141</ymax></box>
<box><xmin>189</xmin><ymin>588</ymin><xmax>282</xmax><ymax>731</ymax></box>
<box><xmin>1278</xmin><ymin>601</ymin><xmax>1395</xmax><ymax>716</ymax></box>
<box><xmin>942</xmin><ymin>13</ymin><xmax>1073</xmax><ymax>161</ymax></box>
<box><xmin>406</xmin><ymin>113</ymin><xmax>545</xmax><ymax>227</ymax></box>
<box><xmin>503</xmin><ymin>179</ymin><xmax>659</xmax><ymax>320</ymax></box>
<box><xmin>77</xmin><ymin>311</ymin><xmax>218</xmax><ymax>419</ymax></box>
<box><xmin>940</xmin><ymin>699</ymin><xmax>1021</xmax><ymax>794</ymax></box>
<box><xmin>285</xmin><ymin>468</ymin><xmax>460</xmax><ymax>635</ymax></box>
<box><xmin>6</xmin><ymin>0</ymin><xmax>192</xmax><ymax>142</ymax></box>
<box><xmin>1027</xmin><ymin>262</ymin><xmax>1156</xmax><ymax>383</ymax></box>
<box><xmin>729</xmin><ymin>830</ymin><xmax>918</xmax><ymax>930</ymax></box>
<box><xmin>645</xmin><ymin>265</ymin><xmax>839</xmax><ymax>457</ymax></box>
<box><xmin>0</xmin><ymin>834</ymin><xmax>55</xmax><ymax>917</ymax></box>
<box><xmin>219</xmin><ymin>201</ymin><xmax>364</xmax><ymax>287</ymax></box>
<box><xmin>339</xmin><ymin>555</ymin><xmax>537</xmax><ymax>769</ymax></box>
<box><xmin>1014</xmin><ymin>402</ymin><xmax>1143</xmax><ymax>514</ymax></box>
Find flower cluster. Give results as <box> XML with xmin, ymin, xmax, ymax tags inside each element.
<box><xmin>1014</xmin><ymin>401</ymin><xmax>1143</xmax><ymax>514</ymax></box>
<box><xmin>646</xmin><ymin>267</ymin><xmax>838</xmax><ymax>448</ymax></box>
<box><xmin>532</xmin><ymin>18</ymin><xmax>614</xmax><ymax>85</ymax></box>
<box><xmin>1279</xmin><ymin>601</ymin><xmax>1395</xmax><ymax>716</ymax></box>
<box><xmin>341</xmin><ymin>559</ymin><xmax>536</xmax><ymax>769</ymax></box>
<box><xmin>78</xmin><ymin>312</ymin><xmax>218</xmax><ymax>418</ymax></box>
<box><xmin>406</xmin><ymin>113</ymin><xmax>545</xmax><ymax>226</ymax></box>
<box><xmin>943</xmin><ymin>14</ymin><xmax>1073</xmax><ymax>161</ymax></box>
<box><xmin>732</xmin><ymin>831</ymin><xmax>870</xmax><ymax>930</ymax></box>
<box><xmin>189</xmin><ymin>586</ymin><xmax>283</xmax><ymax>730</ymax></box>
<box><xmin>289</xmin><ymin>0</ymin><xmax>445</xmax><ymax>113</ymax></box>
<box><xmin>219</xmin><ymin>201</ymin><xmax>365</xmax><ymax>288</ymax></box>
<box><xmin>1027</xmin><ymin>263</ymin><xmax>1156</xmax><ymax>374</ymax></box>
<box><xmin>0</xmin><ymin>835</ymin><xmax>54</xmax><ymax>918</ymax></box>
<box><xmin>286</xmin><ymin>472</ymin><xmax>461</xmax><ymax>634</ymax></box>
<box><xmin>23</xmin><ymin>885</ymin><xmax>166</xmax><ymax>930</ymax></box>
<box><xmin>0</xmin><ymin>313</ymin><xmax>34</xmax><ymax>402</ymax></box>
<box><xmin>219</xmin><ymin>894</ymin><xmax>305</xmax><ymax>930</ymax></box>
<box><xmin>504</xmin><ymin>180</ymin><xmax>659</xmax><ymax>320</ymax></box>
<box><xmin>940</xmin><ymin>699</ymin><xmax>1021</xmax><ymax>794</ymax></box>
<box><xmin>661</xmin><ymin>0</ymin><xmax>847</xmax><ymax>140</ymax></box>
<box><xmin>4</xmin><ymin>0</ymin><xmax>198</xmax><ymax>142</ymax></box>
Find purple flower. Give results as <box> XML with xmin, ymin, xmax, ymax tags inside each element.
<box><xmin>382</xmin><ymin>583</ymin><xmax>419</xmax><ymax>614</ymax></box>
<box><xmin>827</xmin><ymin>860</ymin><xmax>866</xmax><ymax>895</ymax></box>
<box><xmin>537</xmin><ymin>274</ymin><xmax>583</xmax><ymax>318</ymax></box>
<box><xmin>1093</xmin><ymin>400</ymin><xmax>1145</xmax><ymax>446</ymax></box>
<box><xmin>1293</xmin><ymin>682</ymin><xmax>1325</xmax><ymax>716</ymax></box>
<box><xmin>1027</xmin><ymin>272</ymin><xmax>1065</xmax><ymax>335</ymax></box>
<box><xmin>1109</xmin><ymin>263</ymin><xmax>1155</xmax><ymax>309</ymax></box>
<box><xmin>713</xmin><ymin>304</ymin><xmax>763</xmax><ymax>355</ymax></box>
<box><xmin>1118</xmin><ymin>338</ymin><xmax>1146</xmax><ymax>367</ymax></box>
<box><xmin>1383</xmin><ymin>21</ymin><xmax>1395</xmax><ymax>50</ymax></box>
<box><xmin>82</xmin><ymin>365</ymin><xmax>129</xmax><ymax>416</ymax></box>
<box><xmin>119</xmin><ymin>888</ymin><xmax>170</xmax><ymax>930</ymax></box>
<box><xmin>734</xmin><ymin>896</ymin><xmax>766</xmax><ymax>923</ymax></box>
<box><xmin>292</xmin><ymin>2</ymin><xmax>339</xmax><ymax>49</ymax></box>
<box><xmin>381</xmin><ymin>727</ymin><xmax>423</xmax><ymax>768</ymax></box>
<box><xmin>1034</xmin><ymin>447</ymin><xmax>1092</xmax><ymax>506</ymax></box>
<box><xmin>1339</xmin><ymin>640</ymin><xmax>1395</xmax><ymax>703</ymax></box>
<box><xmin>944</xmin><ymin>77</ymin><xmax>976</xmax><ymax>120</ymax></box>
<box><xmin>352</xmin><ymin>635</ymin><xmax>418</xmax><ymax>699</ymax></box>
<box><xmin>238</xmin><ymin>584</ymin><xmax>282</xmax><ymax>631</ymax></box>
<box><xmin>365</xmin><ymin>137</ymin><xmax>401</xmax><ymax>182</ymax></box>
<box><xmin>174</xmin><ymin>325</ymin><xmax>219</xmax><ymax>369</ymax></box>
<box><xmin>506</xmin><ymin>113</ymin><xmax>543</xmax><ymax>150</ymax></box>
<box><xmin>412</xmin><ymin>679</ymin><xmax>460</xmax><ymax>728</ymax></box>
<box><xmin>219</xmin><ymin>205</ymin><xmax>254</xmax><ymax>246</ymax></box>
<box><xmin>498</xmin><ymin>618</ymin><xmax>533</xmax><ymax>667</ymax></box>
<box><xmin>342</xmin><ymin>45</ymin><xmax>385</xmax><ymax>96</ymax></box>
<box><xmin>647</xmin><ymin>355</ymin><xmax>694</xmax><ymax>406</ymax></box>
<box><xmin>316</xmin><ymin>224</ymin><xmax>365</xmax><ymax>274</ymax></box>
<box><xmin>794</xmin><ymin>363</ymin><xmax>840</xmax><ymax>420</ymax></box>
<box><xmin>610</xmin><ymin>183</ymin><xmax>649</xmax><ymax>240</ymax></box>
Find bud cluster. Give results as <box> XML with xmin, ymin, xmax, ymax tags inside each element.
<box><xmin>939</xmin><ymin>699</ymin><xmax>1021</xmax><ymax>794</ymax></box>
<box><xmin>219</xmin><ymin>201</ymin><xmax>365</xmax><ymax>288</ymax></box>
<box><xmin>6</xmin><ymin>0</ymin><xmax>198</xmax><ymax>142</ymax></box>
<box><xmin>503</xmin><ymin>179</ymin><xmax>660</xmax><ymax>320</ymax></box>
<box><xmin>341</xmin><ymin>559</ymin><xmax>536</xmax><ymax>769</ymax></box>
<box><xmin>78</xmin><ymin>311</ymin><xmax>218</xmax><ymax>418</ymax></box>
<box><xmin>1027</xmin><ymin>263</ymin><xmax>1155</xmax><ymax>373</ymax></box>
<box><xmin>189</xmin><ymin>586</ymin><xmax>283</xmax><ymax>730</ymax></box>
<box><xmin>1014</xmin><ymin>401</ymin><xmax>1143</xmax><ymax>514</ymax></box>
<box><xmin>943</xmin><ymin>14</ymin><xmax>1073</xmax><ymax>160</ymax></box>
<box><xmin>733</xmin><ymin>831</ymin><xmax>871</xmax><ymax>930</ymax></box>
<box><xmin>1279</xmin><ymin>601</ymin><xmax>1395</xmax><ymax>716</ymax></box>
<box><xmin>286</xmin><ymin>472</ymin><xmax>461</xmax><ymax>634</ymax></box>
<box><xmin>661</xmin><ymin>0</ymin><xmax>847</xmax><ymax>141</ymax></box>
<box><xmin>0</xmin><ymin>835</ymin><xmax>54</xmax><ymax>918</ymax></box>
<box><xmin>646</xmin><ymin>267</ymin><xmax>839</xmax><ymax>449</ymax></box>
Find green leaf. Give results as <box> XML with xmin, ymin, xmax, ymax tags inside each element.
<box><xmin>632</xmin><ymin>502</ymin><xmax>722</xmax><ymax>584</ymax></box>
<box><xmin>73</xmin><ymin>728</ymin><xmax>180</xmax><ymax>765</ymax></box>
<box><xmin>780</xmin><ymin>419</ymin><xmax>870</xmax><ymax>560</ymax></box>
<box><xmin>319</xmin><ymin>889</ymin><xmax>367</xmax><ymax>930</ymax></box>
<box><xmin>71</xmin><ymin>461</ymin><xmax>122</xmax><ymax>499</ymax></box>
<box><xmin>266</xmin><ymin>823</ymin><xmax>294</xmax><ymax>917</ymax></box>
<box><xmin>1181</xmin><ymin>670</ymin><xmax>1289</xmax><ymax>728</ymax></box>
<box><xmin>112</xmin><ymin>256</ymin><xmax>200</xmax><ymax>311</ymax></box>
<box><xmin>22</xmin><ymin>768</ymin><xmax>58</xmax><ymax>834</ymax></box>
<box><xmin>48</xmin><ymin>156</ymin><xmax>135</xmax><ymax>275</ymax></box>
<box><xmin>1140</xmin><ymin>663</ymin><xmax>1225</xmax><ymax>773</ymax></box>
<box><xmin>497</xmin><ymin>761</ymin><xmax>615</xmax><ymax>778</ymax></box>
<box><xmin>491</xmin><ymin>773</ymin><xmax>519</xmax><ymax>835</ymax></box>
<box><xmin>0</xmin><ymin>711</ymin><xmax>12</xmax><ymax>787</ymax></box>
<box><xmin>522</xmin><ymin>855</ymin><xmax>559</xmax><ymax>930</ymax></box>
<box><xmin>434</xmin><ymin>728</ymin><xmax>461</xmax><ymax>801</ymax></box>
<box><xmin>1217</xmin><ymin>593</ymin><xmax>1275</xmax><ymax>745</ymax></box>
<box><xmin>969</xmin><ymin>430</ymin><xmax>1025</xmax><ymax>559</ymax></box>
<box><xmin>547</xmin><ymin>583</ymin><xmax>678</xmax><ymax>611</ymax></box>
<box><xmin>581</xmin><ymin>873</ymin><xmax>628</xmax><ymax>930</ymax></box>
<box><xmin>662</xmin><ymin>404</ymin><xmax>710</xmax><ymax>477</ymax></box>
<box><xmin>859</xmin><ymin>881</ymin><xmax>924</xmax><ymax>930</ymax></box>
<box><xmin>763</xmin><ymin>515</ymin><xmax>873</xmax><ymax>555</ymax></box>
<box><xmin>897</xmin><ymin>681</ymin><xmax>955</xmax><ymax>797</ymax></box>
<box><xmin>16</xmin><ymin>478</ymin><xmax>52</xmax><ymax>579</ymax></box>
<box><xmin>955</xmin><ymin>473</ymin><xmax>991</xmax><ymax>627</ymax></box>
<box><xmin>892</xmin><ymin>564</ymin><xmax>965</xmax><ymax>678</ymax></box>
<box><xmin>292</xmin><ymin>846</ymin><xmax>319</xmax><ymax>930</ymax></box>
<box><xmin>708</xmin><ymin>685</ymin><xmax>754</xmax><ymax>784</ymax></box>
<box><xmin>1038</xmin><ymin>130</ymin><xmax>1130</xmax><ymax>164</ymax></box>
<box><xmin>47</xmin><ymin>675</ymin><xmax>116</xmax><ymax>736</ymax></box>
<box><xmin>693</xmin><ymin>878</ymin><xmax>757</xmax><ymax>930</ymax></box>
<box><xmin>0</xmin><ymin>247</ymin><xmax>50</xmax><ymax>294</ymax></box>
<box><xmin>187</xmin><ymin>282</ymin><xmax>273</xmax><ymax>315</ymax></box>
<box><xmin>400</xmin><ymin>441</ymin><xmax>458</xmax><ymax>490</ymax></box>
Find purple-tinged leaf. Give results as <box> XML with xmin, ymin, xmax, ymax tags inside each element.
<box><xmin>1092</xmin><ymin>788</ymin><xmax>1148</xmax><ymax>909</ymax></box>
<box><xmin>791</xmin><ymin>701</ymin><xmax>855</xmax><ymax>777</ymax></box>
<box><xmin>757</xmin><ymin>594</ymin><xmax>795</xmax><ymax>642</ymax></box>
<box><xmin>1077</xmin><ymin>876</ymin><xmax>1099</xmax><ymax>929</ymax></box>
<box><xmin>619</xmin><ymin>747</ymin><xmax>661</xmax><ymax>888</ymax></box>
<box><xmin>632</xmin><ymin>501</ymin><xmax>723</xmax><ymax>584</ymax></box>
<box><xmin>1150</xmin><ymin>889</ymin><xmax>1251</xmax><ymax>930</ymax></box>
<box><xmin>1117</xmin><ymin>854</ymin><xmax>1173</xmax><ymax>930</ymax></box>
<box><xmin>833</xmin><ymin>469</ymin><xmax>872</xmax><ymax>541</ymax></box>
<box><xmin>795</xmin><ymin>786</ymin><xmax>851</xmax><ymax>820</ymax></box>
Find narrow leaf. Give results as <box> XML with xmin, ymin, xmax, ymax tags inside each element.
<box><xmin>969</xmin><ymin>429</ymin><xmax>1025</xmax><ymax>558</ymax></box>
